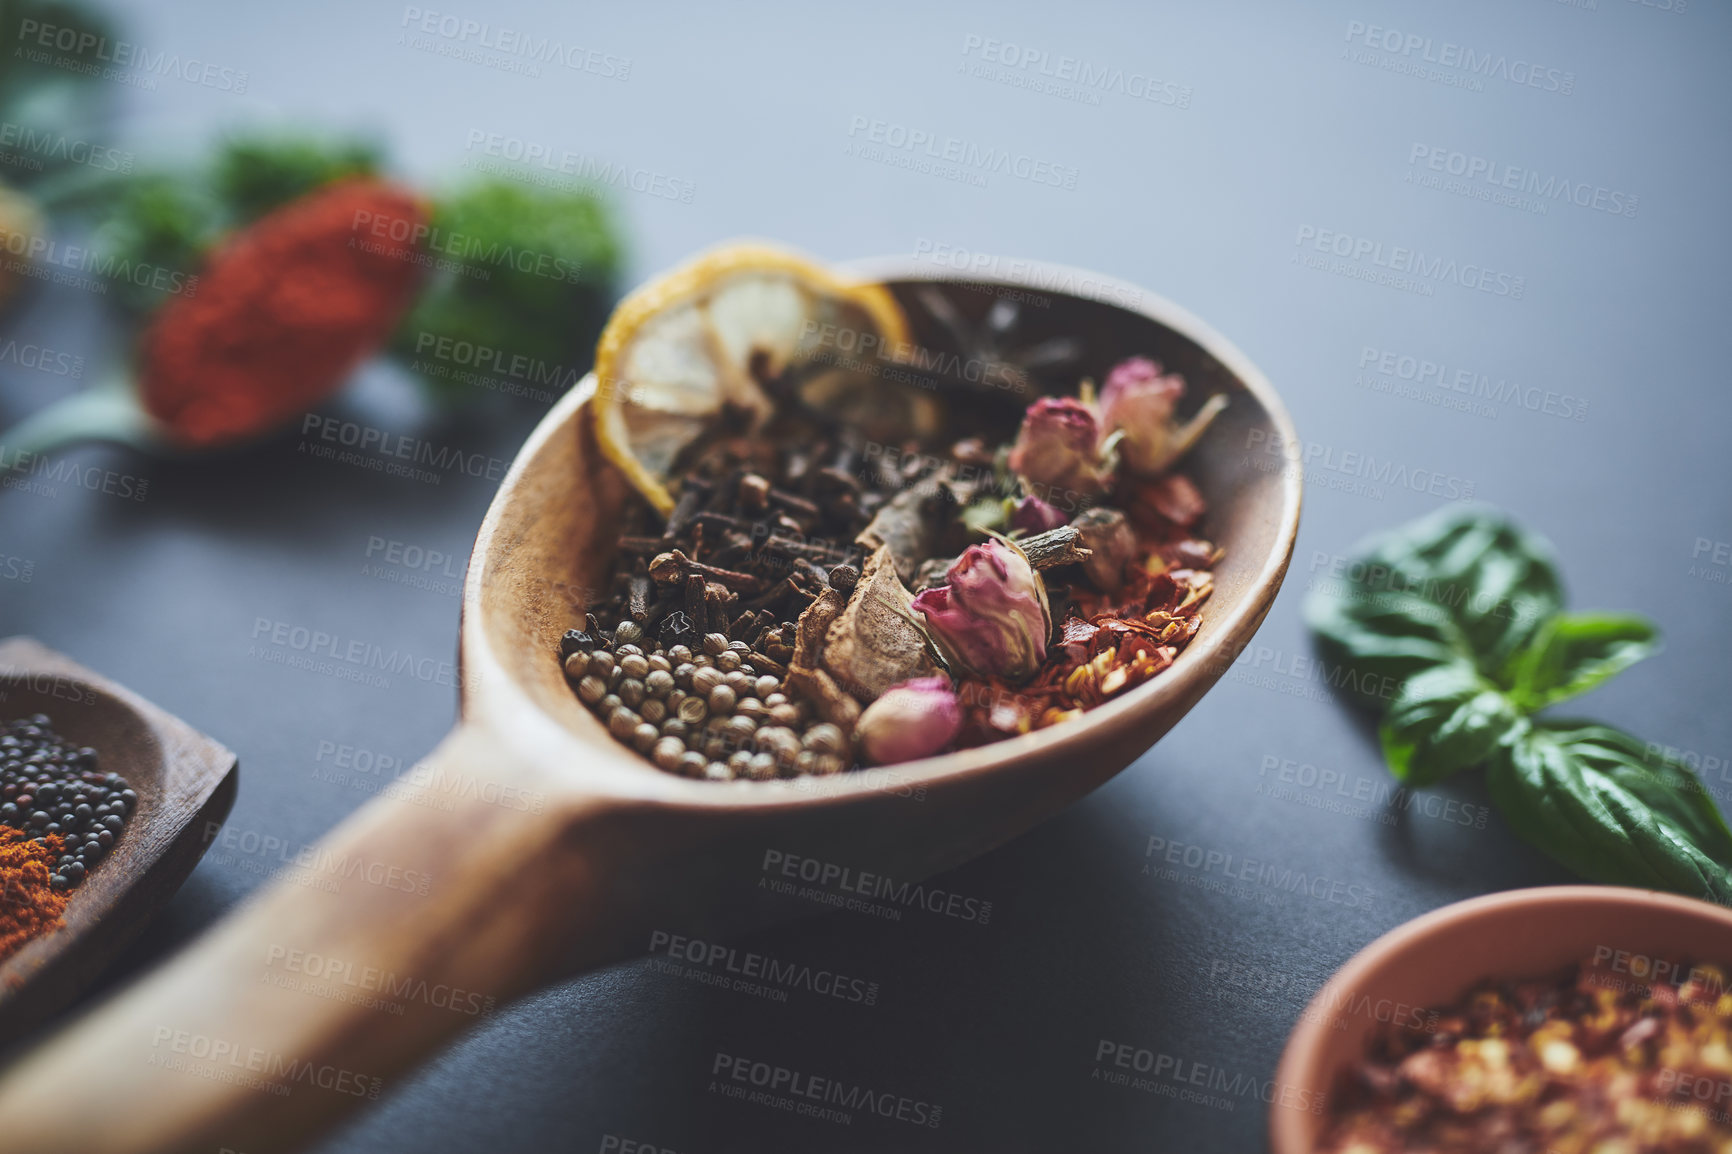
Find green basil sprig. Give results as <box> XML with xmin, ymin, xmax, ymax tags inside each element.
<box><xmin>1302</xmin><ymin>506</ymin><xmax>1730</xmax><ymax>901</ymax></box>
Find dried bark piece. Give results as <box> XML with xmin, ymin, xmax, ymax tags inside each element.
<box><xmin>822</xmin><ymin>545</ymin><xmax>940</xmax><ymax>700</ymax></box>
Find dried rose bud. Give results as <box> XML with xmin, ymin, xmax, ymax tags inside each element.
<box><xmin>1011</xmin><ymin>494</ymin><xmax>1069</xmax><ymax>535</ymax></box>
<box><xmin>1007</xmin><ymin>397</ymin><xmax>1110</xmax><ymax>497</ymax></box>
<box><xmin>911</xmin><ymin>539</ymin><xmax>1051</xmax><ymax>682</ymax></box>
<box><xmin>855</xmin><ymin>677</ymin><xmax>962</xmax><ymax>764</ymax></box>
<box><xmin>1072</xmin><ymin>508</ymin><xmax>1138</xmax><ymax>592</ymax></box>
<box><xmin>1098</xmin><ymin>356</ymin><xmax>1227</xmax><ymax>477</ymax></box>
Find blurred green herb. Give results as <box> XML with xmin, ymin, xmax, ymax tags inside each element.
<box><xmin>1303</xmin><ymin>506</ymin><xmax>1721</xmax><ymax>901</ymax></box>
<box><xmin>388</xmin><ymin>178</ymin><xmax>620</xmax><ymax>402</ymax></box>
<box><xmin>0</xmin><ymin>1</ymin><xmax>121</xmax><ymax>189</ymax></box>
<box><xmin>79</xmin><ymin>130</ymin><xmax>383</xmax><ymax>313</ymax></box>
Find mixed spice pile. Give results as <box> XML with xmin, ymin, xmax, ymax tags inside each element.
<box><xmin>0</xmin><ymin>715</ymin><xmax>131</xmax><ymax>962</ymax></box>
<box><xmin>1320</xmin><ymin>956</ymin><xmax>1732</xmax><ymax>1152</ymax></box>
<box><xmin>564</xmin><ymin>355</ymin><xmax>1228</xmax><ymax>780</ymax></box>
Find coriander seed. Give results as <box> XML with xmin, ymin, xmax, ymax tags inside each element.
<box><xmin>652</xmin><ymin>738</ymin><xmax>686</xmax><ymax>772</ymax></box>
<box><xmin>802</xmin><ymin>724</ymin><xmax>845</xmax><ymax>755</ymax></box>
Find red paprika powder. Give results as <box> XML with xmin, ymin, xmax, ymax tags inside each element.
<box><xmin>138</xmin><ymin>179</ymin><xmax>428</xmax><ymax>447</ymax></box>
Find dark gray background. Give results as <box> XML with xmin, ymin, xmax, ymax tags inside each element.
<box><xmin>2</xmin><ymin>0</ymin><xmax>1729</xmax><ymax>1150</ymax></box>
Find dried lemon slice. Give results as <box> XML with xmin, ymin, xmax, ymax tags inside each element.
<box><xmin>592</xmin><ymin>241</ymin><xmax>913</xmax><ymax>513</ymax></box>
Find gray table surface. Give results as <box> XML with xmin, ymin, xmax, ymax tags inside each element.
<box><xmin>2</xmin><ymin>0</ymin><xmax>1729</xmax><ymax>1150</ymax></box>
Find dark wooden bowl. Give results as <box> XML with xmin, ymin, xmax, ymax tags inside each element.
<box><xmin>0</xmin><ymin>259</ymin><xmax>1302</xmax><ymax>1154</ymax></box>
<box><xmin>0</xmin><ymin>638</ymin><xmax>237</xmax><ymax>1046</ymax></box>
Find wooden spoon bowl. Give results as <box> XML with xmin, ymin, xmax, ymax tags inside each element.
<box><xmin>0</xmin><ymin>638</ymin><xmax>237</xmax><ymax>1048</ymax></box>
<box><xmin>0</xmin><ymin>259</ymin><xmax>1302</xmax><ymax>1154</ymax></box>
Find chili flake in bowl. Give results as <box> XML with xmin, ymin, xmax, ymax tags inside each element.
<box><xmin>1320</xmin><ymin>958</ymin><xmax>1732</xmax><ymax>1152</ymax></box>
<box><xmin>1271</xmin><ymin>887</ymin><xmax>1732</xmax><ymax>1154</ymax></box>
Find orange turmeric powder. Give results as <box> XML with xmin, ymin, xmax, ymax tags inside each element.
<box><xmin>0</xmin><ymin>828</ymin><xmax>69</xmax><ymax>963</ymax></box>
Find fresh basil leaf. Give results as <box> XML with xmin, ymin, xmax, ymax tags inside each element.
<box><xmin>1304</xmin><ymin>506</ymin><xmax>1563</xmax><ymax>690</ymax></box>
<box><xmin>1504</xmin><ymin>613</ymin><xmax>1660</xmax><ymax>712</ymax></box>
<box><xmin>1303</xmin><ymin>588</ymin><xmax>1469</xmax><ymax>701</ymax></box>
<box><xmin>1486</xmin><ymin>722</ymin><xmax>1732</xmax><ymax>904</ymax></box>
<box><xmin>1378</xmin><ymin>663</ymin><xmax>1526</xmax><ymax>786</ymax></box>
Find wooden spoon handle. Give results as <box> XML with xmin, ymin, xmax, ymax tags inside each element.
<box><xmin>0</xmin><ymin>724</ymin><xmax>611</xmax><ymax>1154</ymax></box>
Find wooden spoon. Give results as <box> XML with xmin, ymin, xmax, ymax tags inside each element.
<box><xmin>0</xmin><ymin>260</ymin><xmax>1301</xmax><ymax>1154</ymax></box>
<box><xmin>0</xmin><ymin>639</ymin><xmax>237</xmax><ymax>1048</ymax></box>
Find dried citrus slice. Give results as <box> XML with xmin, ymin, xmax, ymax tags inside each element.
<box><xmin>591</xmin><ymin>241</ymin><xmax>913</xmax><ymax>513</ymax></box>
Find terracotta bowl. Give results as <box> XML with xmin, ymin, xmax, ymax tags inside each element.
<box><xmin>1270</xmin><ymin>885</ymin><xmax>1732</xmax><ymax>1153</ymax></box>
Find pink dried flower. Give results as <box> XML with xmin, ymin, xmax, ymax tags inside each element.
<box><xmin>911</xmin><ymin>539</ymin><xmax>1050</xmax><ymax>683</ymax></box>
<box><xmin>1098</xmin><ymin>356</ymin><xmax>1227</xmax><ymax>477</ymax></box>
<box><xmin>1007</xmin><ymin>397</ymin><xmax>1110</xmax><ymax>497</ymax></box>
<box><xmin>855</xmin><ymin>677</ymin><xmax>962</xmax><ymax>764</ymax></box>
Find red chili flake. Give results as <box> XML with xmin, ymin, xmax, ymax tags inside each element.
<box><xmin>139</xmin><ymin>179</ymin><xmax>428</xmax><ymax>447</ymax></box>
